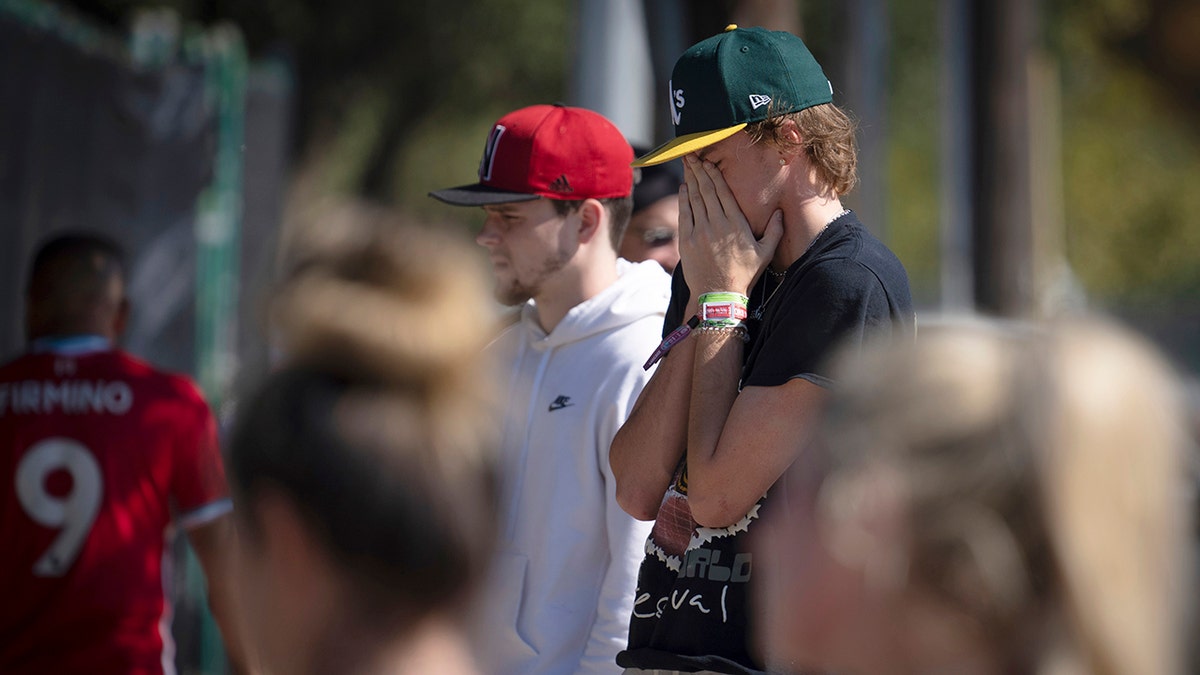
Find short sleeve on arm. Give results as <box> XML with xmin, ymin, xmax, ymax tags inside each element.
<box><xmin>661</xmin><ymin>265</ymin><xmax>691</xmax><ymax>338</ymax></box>
<box><xmin>743</xmin><ymin>259</ymin><xmax>898</xmax><ymax>389</ymax></box>
<box><xmin>170</xmin><ymin>381</ymin><xmax>232</xmax><ymax>530</ymax></box>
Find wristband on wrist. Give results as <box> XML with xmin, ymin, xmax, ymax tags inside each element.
<box><xmin>700</xmin><ymin>302</ymin><xmax>748</xmax><ymax>324</ymax></box>
<box><xmin>696</xmin><ymin>292</ymin><xmax>749</xmax><ymax>305</ymax></box>
<box><xmin>696</xmin><ymin>323</ymin><xmax>750</xmax><ymax>343</ymax></box>
<box><xmin>697</xmin><ymin>292</ymin><xmax>749</xmax><ymax>327</ymax></box>
<box><xmin>643</xmin><ymin>315</ymin><xmax>701</xmax><ymax>371</ymax></box>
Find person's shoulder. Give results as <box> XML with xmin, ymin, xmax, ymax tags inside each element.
<box><xmin>584</xmin><ymin>324</ymin><xmax>661</xmax><ymax>395</ymax></box>
<box><xmin>791</xmin><ymin>250</ymin><xmax>908</xmax><ymax>313</ymax></box>
<box><xmin>602</xmin><ymin>313</ymin><xmax>667</xmax><ymax>358</ymax></box>
<box><xmin>113</xmin><ymin>351</ymin><xmax>210</xmax><ymax>409</ymax></box>
<box><xmin>621</xmin><ymin>258</ymin><xmax>674</xmax><ymax>288</ymax></box>
<box><xmin>800</xmin><ymin>253</ymin><xmax>880</xmax><ymax>288</ymax></box>
<box><xmin>0</xmin><ymin>351</ymin><xmax>36</xmax><ymax>378</ymax></box>
<box><xmin>809</xmin><ymin>220</ymin><xmax>908</xmax><ymax>289</ymax></box>
<box><xmin>564</xmin><ymin>311</ymin><xmax>662</xmax><ymax>384</ymax></box>
<box><xmin>613</xmin><ymin>258</ymin><xmax>673</xmax><ymax>307</ymax></box>
<box><xmin>843</xmin><ymin>219</ymin><xmax>907</xmax><ymax>275</ymax></box>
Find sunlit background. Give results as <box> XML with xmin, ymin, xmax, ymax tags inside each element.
<box><xmin>2</xmin><ymin>0</ymin><xmax>1198</xmax><ymax>672</ymax></box>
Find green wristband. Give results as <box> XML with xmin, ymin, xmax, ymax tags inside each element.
<box><xmin>697</xmin><ymin>292</ymin><xmax>749</xmax><ymax>306</ymax></box>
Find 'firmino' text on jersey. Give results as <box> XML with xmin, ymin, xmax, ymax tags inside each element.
<box><xmin>0</xmin><ymin>380</ymin><xmax>133</xmax><ymax>416</ymax></box>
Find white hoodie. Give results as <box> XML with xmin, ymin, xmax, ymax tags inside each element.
<box><xmin>471</xmin><ymin>259</ymin><xmax>672</xmax><ymax>675</ymax></box>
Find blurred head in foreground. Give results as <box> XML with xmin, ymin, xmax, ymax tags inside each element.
<box><xmin>229</xmin><ymin>213</ymin><xmax>500</xmax><ymax>675</ymax></box>
<box><xmin>756</xmin><ymin>316</ymin><xmax>1195</xmax><ymax>675</ymax></box>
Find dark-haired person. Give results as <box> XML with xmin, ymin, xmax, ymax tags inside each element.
<box><xmin>229</xmin><ymin>216</ymin><xmax>500</xmax><ymax>675</ymax></box>
<box><xmin>620</xmin><ymin>149</ymin><xmax>684</xmax><ymax>274</ymax></box>
<box><xmin>610</xmin><ymin>25</ymin><xmax>914</xmax><ymax>674</ymax></box>
<box><xmin>0</xmin><ymin>233</ymin><xmax>250</xmax><ymax>675</ymax></box>
<box><xmin>430</xmin><ymin>104</ymin><xmax>672</xmax><ymax>675</ymax></box>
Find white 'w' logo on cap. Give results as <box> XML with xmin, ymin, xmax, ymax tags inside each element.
<box><xmin>749</xmin><ymin>94</ymin><xmax>772</xmax><ymax>110</ymax></box>
<box><xmin>478</xmin><ymin>124</ymin><xmax>506</xmax><ymax>181</ymax></box>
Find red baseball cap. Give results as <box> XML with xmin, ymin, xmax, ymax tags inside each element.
<box><xmin>429</xmin><ymin>104</ymin><xmax>634</xmax><ymax>206</ymax></box>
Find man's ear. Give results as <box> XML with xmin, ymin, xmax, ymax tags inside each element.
<box><xmin>772</xmin><ymin>118</ymin><xmax>804</xmax><ymax>165</ymax></box>
<box><xmin>575</xmin><ymin>198</ymin><xmax>606</xmax><ymax>246</ymax></box>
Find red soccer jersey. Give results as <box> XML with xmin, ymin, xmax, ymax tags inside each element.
<box><xmin>0</xmin><ymin>341</ymin><xmax>231</xmax><ymax>675</ymax></box>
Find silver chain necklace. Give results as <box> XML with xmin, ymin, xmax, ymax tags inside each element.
<box><xmin>751</xmin><ymin>209</ymin><xmax>849</xmax><ymax>321</ymax></box>
<box><xmin>752</xmin><ymin>275</ymin><xmax>785</xmax><ymax>321</ymax></box>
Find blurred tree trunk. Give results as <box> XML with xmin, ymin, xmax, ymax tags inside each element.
<box><xmin>681</xmin><ymin>0</ymin><xmax>798</xmax><ymax>44</ymax></box>
<box><xmin>940</xmin><ymin>0</ymin><xmax>974</xmax><ymax>310</ymax></box>
<box><xmin>970</xmin><ymin>0</ymin><xmax>1036</xmax><ymax>317</ymax></box>
<box><xmin>642</xmin><ymin>0</ymin><xmax>687</xmax><ymax>145</ymax></box>
<box><xmin>730</xmin><ymin>0</ymin><xmax>799</xmax><ymax>34</ymax></box>
<box><xmin>832</xmin><ymin>0</ymin><xmax>887</xmax><ymax>239</ymax></box>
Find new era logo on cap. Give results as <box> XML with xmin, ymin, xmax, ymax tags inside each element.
<box><xmin>430</xmin><ymin>104</ymin><xmax>633</xmax><ymax>207</ymax></box>
<box><xmin>749</xmin><ymin>94</ymin><xmax>772</xmax><ymax>109</ymax></box>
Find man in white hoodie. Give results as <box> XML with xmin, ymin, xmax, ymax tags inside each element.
<box><xmin>430</xmin><ymin>104</ymin><xmax>672</xmax><ymax>675</ymax></box>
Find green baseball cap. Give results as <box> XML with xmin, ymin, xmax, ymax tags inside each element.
<box><xmin>634</xmin><ymin>24</ymin><xmax>834</xmax><ymax>167</ymax></box>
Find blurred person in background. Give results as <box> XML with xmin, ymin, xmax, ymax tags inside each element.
<box><xmin>227</xmin><ymin>217</ymin><xmax>499</xmax><ymax>675</ymax></box>
<box><xmin>0</xmin><ymin>233</ymin><xmax>250</xmax><ymax>675</ymax></box>
<box><xmin>756</xmin><ymin>317</ymin><xmax>1196</xmax><ymax>675</ymax></box>
<box><xmin>619</xmin><ymin>147</ymin><xmax>683</xmax><ymax>274</ymax></box>
<box><xmin>429</xmin><ymin>103</ymin><xmax>672</xmax><ymax>675</ymax></box>
<box><xmin>610</xmin><ymin>25</ymin><xmax>913</xmax><ymax>674</ymax></box>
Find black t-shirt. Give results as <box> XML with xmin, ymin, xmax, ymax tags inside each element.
<box><xmin>617</xmin><ymin>211</ymin><xmax>914</xmax><ymax>674</ymax></box>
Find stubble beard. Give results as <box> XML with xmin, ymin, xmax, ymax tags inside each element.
<box><xmin>492</xmin><ymin>243</ymin><xmax>574</xmax><ymax>307</ymax></box>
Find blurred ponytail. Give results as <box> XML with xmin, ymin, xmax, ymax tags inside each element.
<box><xmin>230</xmin><ymin>210</ymin><xmax>501</xmax><ymax>631</ymax></box>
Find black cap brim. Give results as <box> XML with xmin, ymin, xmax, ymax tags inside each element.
<box><xmin>428</xmin><ymin>183</ymin><xmax>542</xmax><ymax>206</ymax></box>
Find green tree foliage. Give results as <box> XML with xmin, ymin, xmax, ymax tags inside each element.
<box><xmin>214</xmin><ymin>0</ymin><xmax>572</xmax><ymax>210</ymax></box>
<box><xmin>844</xmin><ymin>0</ymin><xmax>1200</xmax><ymax>305</ymax></box>
<box><xmin>57</xmin><ymin>0</ymin><xmax>1200</xmax><ymax>304</ymax></box>
<box><xmin>63</xmin><ymin>0</ymin><xmax>571</xmax><ymax>215</ymax></box>
<box><xmin>1050</xmin><ymin>0</ymin><xmax>1200</xmax><ymax>301</ymax></box>
<box><xmin>880</xmin><ymin>0</ymin><xmax>941</xmax><ymax>304</ymax></box>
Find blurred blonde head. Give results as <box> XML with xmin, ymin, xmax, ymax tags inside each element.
<box><xmin>758</xmin><ymin>316</ymin><xmax>1195</xmax><ymax>675</ymax></box>
<box><xmin>230</xmin><ymin>205</ymin><xmax>500</xmax><ymax>675</ymax></box>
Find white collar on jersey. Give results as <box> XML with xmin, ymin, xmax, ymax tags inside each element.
<box><xmin>29</xmin><ymin>335</ymin><xmax>112</xmax><ymax>355</ymax></box>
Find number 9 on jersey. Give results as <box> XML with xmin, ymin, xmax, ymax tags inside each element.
<box><xmin>16</xmin><ymin>438</ymin><xmax>103</xmax><ymax>577</ymax></box>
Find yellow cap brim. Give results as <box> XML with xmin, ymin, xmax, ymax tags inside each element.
<box><xmin>631</xmin><ymin>123</ymin><xmax>748</xmax><ymax>167</ymax></box>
